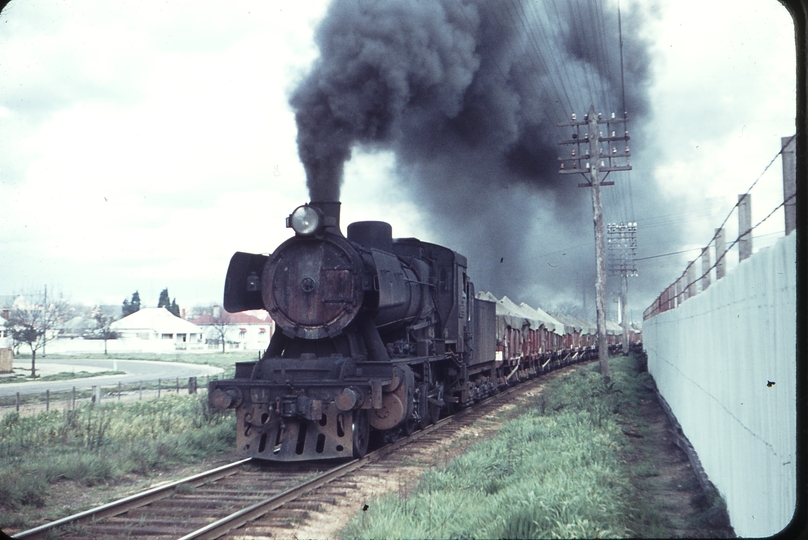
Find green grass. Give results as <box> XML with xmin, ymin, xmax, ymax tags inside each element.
<box><xmin>0</xmin><ymin>394</ymin><xmax>236</xmax><ymax>530</ymax></box>
<box><xmin>340</xmin><ymin>353</ymin><xmax>732</xmax><ymax>539</ymax></box>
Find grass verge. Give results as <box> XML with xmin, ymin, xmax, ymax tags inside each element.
<box><xmin>0</xmin><ymin>393</ymin><xmax>235</xmax><ymax>530</ymax></box>
<box><xmin>341</xmin><ymin>353</ymin><xmax>733</xmax><ymax>539</ymax></box>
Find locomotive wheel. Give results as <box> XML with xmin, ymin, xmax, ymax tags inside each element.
<box><xmin>352</xmin><ymin>410</ymin><xmax>370</xmax><ymax>458</ymax></box>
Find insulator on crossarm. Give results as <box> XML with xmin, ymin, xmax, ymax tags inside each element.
<box><xmin>625</xmin><ymin>130</ymin><xmax>629</xmax><ymax>137</ymax></box>
<box><xmin>625</xmin><ymin>146</ymin><xmax>630</xmax><ymax>155</ymax></box>
<box><xmin>571</xmin><ymin>149</ymin><xmax>576</xmax><ymax>157</ymax></box>
<box><xmin>584</xmin><ymin>133</ymin><xmax>589</xmax><ymax>141</ymax></box>
<box><xmin>571</xmin><ymin>113</ymin><xmax>577</xmax><ymax>121</ymax></box>
<box><xmin>573</xmin><ymin>162</ymin><xmax>579</xmax><ymax>169</ymax></box>
<box><xmin>599</xmin><ymin>147</ymin><xmax>604</xmax><ymax>156</ymax></box>
<box><xmin>586</xmin><ymin>162</ymin><xmax>590</xmax><ymax>169</ymax></box>
<box><xmin>599</xmin><ymin>131</ymin><xmax>603</xmax><ymax>138</ymax></box>
<box><xmin>612</xmin><ymin>147</ymin><xmax>617</xmax><ymax>154</ymax></box>
<box><xmin>584</xmin><ymin>150</ymin><xmax>590</xmax><ymax>158</ymax></box>
<box><xmin>611</xmin><ymin>131</ymin><xmax>616</xmax><ymax>137</ymax></box>
<box><xmin>584</xmin><ymin>113</ymin><xmax>589</xmax><ymax>121</ymax></box>
<box><xmin>611</xmin><ymin>112</ymin><xmax>616</xmax><ymax>119</ymax></box>
<box><xmin>598</xmin><ymin>112</ymin><xmax>602</xmax><ymax>120</ymax></box>
<box><xmin>600</xmin><ymin>160</ymin><xmax>605</xmax><ymax>167</ymax></box>
<box><xmin>627</xmin><ymin>159</ymin><xmax>631</xmax><ymax>166</ymax></box>
<box><xmin>560</xmin><ymin>162</ymin><xmax>565</xmax><ymax>170</ymax></box>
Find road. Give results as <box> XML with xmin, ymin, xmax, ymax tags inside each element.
<box><xmin>0</xmin><ymin>358</ymin><xmax>224</xmax><ymax>398</ymax></box>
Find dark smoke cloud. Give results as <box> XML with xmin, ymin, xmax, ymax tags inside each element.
<box><xmin>291</xmin><ymin>0</ymin><xmax>679</xmax><ymax>315</ymax></box>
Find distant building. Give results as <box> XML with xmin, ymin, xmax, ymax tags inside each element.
<box><xmin>190</xmin><ymin>309</ymin><xmax>274</xmax><ymax>352</ymax></box>
<box><xmin>110</xmin><ymin>307</ymin><xmax>204</xmax><ymax>352</ymax></box>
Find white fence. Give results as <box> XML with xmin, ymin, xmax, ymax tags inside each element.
<box><xmin>643</xmin><ymin>232</ymin><xmax>796</xmax><ymax>537</ymax></box>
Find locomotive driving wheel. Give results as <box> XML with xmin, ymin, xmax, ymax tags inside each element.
<box><xmin>352</xmin><ymin>409</ymin><xmax>370</xmax><ymax>458</ymax></box>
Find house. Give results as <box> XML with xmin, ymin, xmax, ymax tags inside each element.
<box><xmin>110</xmin><ymin>307</ymin><xmax>204</xmax><ymax>352</ymax></box>
<box><xmin>190</xmin><ymin>309</ymin><xmax>274</xmax><ymax>352</ymax></box>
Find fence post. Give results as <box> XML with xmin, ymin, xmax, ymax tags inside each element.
<box><xmin>782</xmin><ymin>135</ymin><xmax>797</xmax><ymax>235</ymax></box>
<box><xmin>701</xmin><ymin>247</ymin><xmax>712</xmax><ymax>291</ymax></box>
<box><xmin>685</xmin><ymin>261</ymin><xmax>697</xmax><ymax>299</ymax></box>
<box><xmin>716</xmin><ymin>228</ymin><xmax>727</xmax><ymax>279</ymax></box>
<box><xmin>738</xmin><ymin>194</ymin><xmax>752</xmax><ymax>261</ymax></box>
<box><xmin>72</xmin><ymin>386</ymin><xmax>76</xmax><ymax>410</ymax></box>
<box><xmin>158</xmin><ymin>378</ymin><xmax>161</xmax><ymax>398</ymax></box>
<box><xmin>15</xmin><ymin>392</ymin><xmax>19</xmax><ymax>412</ymax></box>
<box><xmin>139</xmin><ymin>381</ymin><xmax>142</xmax><ymax>400</ymax></box>
<box><xmin>118</xmin><ymin>382</ymin><xmax>121</xmax><ymax>401</ymax></box>
<box><xmin>176</xmin><ymin>377</ymin><xmax>179</xmax><ymax>394</ymax></box>
<box><xmin>189</xmin><ymin>377</ymin><xmax>197</xmax><ymax>395</ymax></box>
<box><xmin>46</xmin><ymin>389</ymin><xmax>49</xmax><ymax>412</ymax></box>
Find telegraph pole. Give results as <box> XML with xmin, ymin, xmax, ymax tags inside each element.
<box><xmin>558</xmin><ymin>105</ymin><xmax>632</xmax><ymax>384</ymax></box>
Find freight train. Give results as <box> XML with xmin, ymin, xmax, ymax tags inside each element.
<box><xmin>208</xmin><ymin>201</ymin><xmax>635</xmax><ymax>461</ymax></box>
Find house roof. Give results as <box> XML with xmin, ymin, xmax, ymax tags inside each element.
<box><xmin>111</xmin><ymin>308</ymin><xmax>202</xmax><ymax>334</ymax></box>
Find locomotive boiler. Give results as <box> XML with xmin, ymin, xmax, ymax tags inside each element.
<box><xmin>208</xmin><ymin>201</ymin><xmax>497</xmax><ymax>461</ymax></box>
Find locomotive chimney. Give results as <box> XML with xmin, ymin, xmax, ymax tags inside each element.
<box><xmin>309</xmin><ymin>200</ymin><xmax>342</xmax><ymax>236</ymax></box>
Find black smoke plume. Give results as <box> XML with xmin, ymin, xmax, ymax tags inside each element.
<box><xmin>291</xmin><ymin>0</ymin><xmax>675</xmax><ymax>313</ymax></box>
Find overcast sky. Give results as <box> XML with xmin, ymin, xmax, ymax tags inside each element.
<box><xmin>0</xmin><ymin>0</ymin><xmax>796</xmax><ymax>321</ymax></box>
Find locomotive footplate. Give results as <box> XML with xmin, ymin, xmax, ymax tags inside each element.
<box><xmin>208</xmin><ymin>357</ymin><xmax>417</xmax><ymax>461</ymax></box>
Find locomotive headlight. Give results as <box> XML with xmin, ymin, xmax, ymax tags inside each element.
<box><xmin>288</xmin><ymin>205</ymin><xmax>321</xmax><ymax>236</ymax></box>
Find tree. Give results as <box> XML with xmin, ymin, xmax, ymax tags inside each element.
<box><xmin>169</xmin><ymin>298</ymin><xmax>180</xmax><ymax>318</ymax></box>
<box><xmin>158</xmin><ymin>288</ymin><xmax>180</xmax><ymax>317</ymax></box>
<box><xmin>158</xmin><ymin>288</ymin><xmax>170</xmax><ymax>309</ymax></box>
<box><xmin>91</xmin><ymin>311</ymin><xmax>118</xmax><ymax>355</ymax></box>
<box><xmin>122</xmin><ymin>291</ymin><xmax>141</xmax><ymax>317</ymax></box>
<box><xmin>208</xmin><ymin>309</ymin><xmax>231</xmax><ymax>353</ymax></box>
<box><xmin>7</xmin><ymin>289</ymin><xmax>71</xmax><ymax>378</ymax></box>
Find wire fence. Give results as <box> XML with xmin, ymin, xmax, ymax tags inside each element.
<box><xmin>0</xmin><ymin>374</ymin><xmax>226</xmax><ymax>417</ymax></box>
<box><xmin>644</xmin><ymin>135</ymin><xmax>796</xmax><ymax>320</ymax></box>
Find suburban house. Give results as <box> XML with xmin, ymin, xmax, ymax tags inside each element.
<box><xmin>110</xmin><ymin>307</ymin><xmax>204</xmax><ymax>352</ymax></box>
<box><xmin>190</xmin><ymin>309</ymin><xmax>274</xmax><ymax>352</ymax></box>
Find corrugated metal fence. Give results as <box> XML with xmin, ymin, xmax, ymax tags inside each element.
<box><xmin>643</xmin><ymin>232</ymin><xmax>796</xmax><ymax>537</ymax></box>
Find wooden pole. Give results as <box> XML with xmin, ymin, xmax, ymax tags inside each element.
<box><xmin>588</xmin><ymin>105</ymin><xmax>610</xmax><ymax>384</ymax></box>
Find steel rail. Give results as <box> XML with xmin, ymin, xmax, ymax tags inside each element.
<box><xmin>179</xmin><ymin>418</ymin><xmax>453</xmax><ymax>539</ymax></box>
<box><xmin>181</xmin><ymin>382</ymin><xmax>540</xmax><ymax>539</ymax></box>
<box><xmin>14</xmin><ymin>458</ymin><xmax>253</xmax><ymax>539</ymax></box>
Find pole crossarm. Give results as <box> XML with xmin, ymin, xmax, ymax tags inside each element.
<box><xmin>557</xmin><ymin>110</ymin><xmax>632</xmax><ymax>177</ymax></box>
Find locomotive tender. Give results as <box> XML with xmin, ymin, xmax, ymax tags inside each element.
<box><xmin>208</xmin><ymin>201</ymin><xmax>592</xmax><ymax>461</ymax></box>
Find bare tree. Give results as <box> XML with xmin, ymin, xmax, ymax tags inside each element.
<box><xmin>7</xmin><ymin>289</ymin><xmax>71</xmax><ymax>378</ymax></box>
<box><xmin>209</xmin><ymin>310</ymin><xmax>231</xmax><ymax>353</ymax></box>
<box><xmin>90</xmin><ymin>310</ymin><xmax>118</xmax><ymax>355</ymax></box>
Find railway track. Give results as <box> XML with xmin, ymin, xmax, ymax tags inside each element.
<box><xmin>14</xmin><ymin>368</ymin><xmax>567</xmax><ymax>540</ymax></box>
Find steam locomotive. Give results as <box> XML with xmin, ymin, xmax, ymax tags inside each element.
<box><xmin>208</xmin><ymin>201</ymin><xmax>600</xmax><ymax>461</ymax></box>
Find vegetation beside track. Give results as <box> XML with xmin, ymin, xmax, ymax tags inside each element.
<box><xmin>341</xmin><ymin>353</ymin><xmax>733</xmax><ymax>538</ymax></box>
<box><xmin>0</xmin><ymin>393</ymin><xmax>235</xmax><ymax>531</ymax></box>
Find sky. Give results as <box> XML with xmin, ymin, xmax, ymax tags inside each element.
<box><xmin>0</xmin><ymin>0</ymin><xmax>797</xmax><ymax>323</ymax></box>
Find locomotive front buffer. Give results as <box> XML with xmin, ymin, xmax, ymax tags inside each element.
<box><xmin>209</xmin><ymin>357</ymin><xmax>418</xmax><ymax>461</ymax></box>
